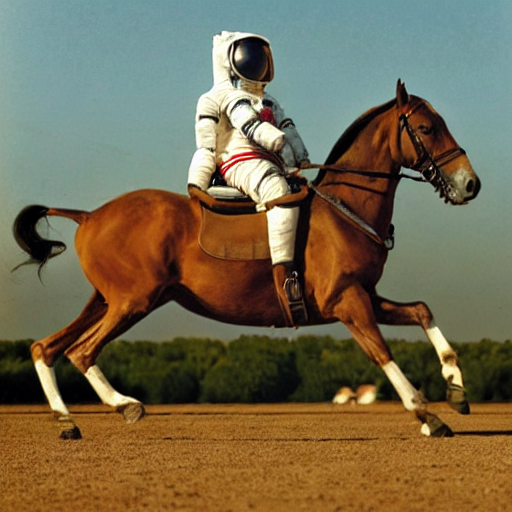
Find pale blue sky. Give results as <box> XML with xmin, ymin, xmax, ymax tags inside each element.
<box><xmin>1</xmin><ymin>0</ymin><xmax>511</xmax><ymax>342</ymax></box>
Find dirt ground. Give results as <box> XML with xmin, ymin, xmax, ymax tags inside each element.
<box><xmin>1</xmin><ymin>402</ymin><xmax>511</xmax><ymax>512</ymax></box>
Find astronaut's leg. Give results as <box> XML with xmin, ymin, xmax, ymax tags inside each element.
<box><xmin>266</xmin><ymin>206</ymin><xmax>307</xmax><ymax>325</ymax></box>
<box><xmin>255</xmin><ymin>168</ymin><xmax>308</xmax><ymax>325</ymax></box>
<box><xmin>227</xmin><ymin>161</ymin><xmax>295</xmax><ymax>263</ymax></box>
<box><xmin>225</xmin><ymin>160</ymin><xmax>307</xmax><ymax>325</ymax></box>
<box><xmin>265</xmin><ymin>205</ymin><xmax>298</xmax><ymax>264</ymax></box>
<box><xmin>188</xmin><ymin>148</ymin><xmax>216</xmax><ymax>191</ymax></box>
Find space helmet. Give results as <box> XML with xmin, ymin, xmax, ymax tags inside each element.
<box><xmin>228</xmin><ymin>35</ymin><xmax>274</xmax><ymax>84</ymax></box>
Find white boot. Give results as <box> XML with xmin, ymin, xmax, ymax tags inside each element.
<box><xmin>266</xmin><ymin>206</ymin><xmax>299</xmax><ymax>263</ymax></box>
<box><xmin>267</xmin><ymin>206</ymin><xmax>307</xmax><ymax>325</ymax></box>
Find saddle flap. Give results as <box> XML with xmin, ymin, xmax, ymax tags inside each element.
<box><xmin>199</xmin><ymin>208</ymin><xmax>270</xmax><ymax>260</ymax></box>
<box><xmin>189</xmin><ymin>181</ymin><xmax>309</xmax><ymax>261</ymax></box>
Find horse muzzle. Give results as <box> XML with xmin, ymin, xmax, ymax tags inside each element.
<box><xmin>443</xmin><ymin>166</ymin><xmax>481</xmax><ymax>205</ymax></box>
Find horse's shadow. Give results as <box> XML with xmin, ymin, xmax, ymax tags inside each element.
<box><xmin>454</xmin><ymin>430</ymin><xmax>512</xmax><ymax>437</ymax></box>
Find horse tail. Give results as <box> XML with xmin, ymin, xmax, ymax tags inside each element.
<box><xmin>12</xmin><ymin>204</ymin><xmax>90</xmax><ymax>277</ymax></box>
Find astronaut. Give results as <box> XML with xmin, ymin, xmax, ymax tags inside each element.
<box><xmin>187</xmin><ymin>31</ymin><xmax>309</xmax><ymax>325</ymax></box>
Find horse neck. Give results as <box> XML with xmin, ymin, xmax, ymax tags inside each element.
<box><xmin>317</xmin><ymin>108</ymin><xmax>401</xmax><ymax>236</ymax></box>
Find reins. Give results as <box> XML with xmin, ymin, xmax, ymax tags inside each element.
<box><xmin>306</xmin><ymin>180</ymin><xmax>395</xmax><ymax>249</ymax></box>
<box><xmin>302</xmin><ymin>163</ymin><xmax>425</xmax><ymax>182</ymax></box>
<box><xmin>300</xmin><ymin>163</ymin><xmax>422</xmax><ymax>251</ymax></box>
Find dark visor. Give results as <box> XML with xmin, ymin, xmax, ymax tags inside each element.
<box><xmin>230</xmin><ymin>38</ymin><xmax>274</xmax><ymax>83</ymax></box>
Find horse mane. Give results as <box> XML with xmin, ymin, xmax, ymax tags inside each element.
<box><xmin>314</xmin><ymin>98</ymin><xmax>397</xmax><ymax>185</ymax></box>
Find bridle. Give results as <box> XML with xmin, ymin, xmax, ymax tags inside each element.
<box><xmin>398</xmin><ymin>101</ymin><xmax>466</xmax><ymax>200</ymax></box>
<box><xmin>306</xmin><ymin>99</ymin><xmax>467</xmax><ymax>249</ymax></box>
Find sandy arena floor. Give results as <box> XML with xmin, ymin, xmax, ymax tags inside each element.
<box><xmin>1</xmin><ymin>402</ymin><xmax>511</xmax><ymax>512</ymax></box>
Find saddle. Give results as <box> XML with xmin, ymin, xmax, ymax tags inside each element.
<box><xmin>188</xmin><ymin>180</ymin><xmax>310</xmax><ymax>261</ymax></box>
<box><xmin>189</xmin><ymin>179</ymin><xmax>310</xmax><ymax>326</ymax></box>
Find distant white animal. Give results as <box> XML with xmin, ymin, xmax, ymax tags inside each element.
<box><xmin>355</xmin><ymin>384</ymin><xmax>377</xmax><ymax>405</ymax></box>
<box><xmin>332</xmin><ymin>386</ymin><xmax>357</xmax><ymax>404</ymax></box>
<box><xmin>332</xmin><ymin>384</ymin><xmax>377</xmax><ymax>405</ymax></box>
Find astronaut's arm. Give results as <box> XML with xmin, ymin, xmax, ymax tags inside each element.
<box><xmin>264</xmin><ymin>98</ymin><xmax>308</xmax><ymax>169</ymax></box>
<box><xmin>279</xmin><ymin>118</ymin><xmax>310</xmax><ymax>169</ymax></box>
<box><xmin>226</xmin><ymin>98</ymin><xmax>285</xmax><ymax>152</ymax></box>
<box><xmin>187</xmin><ymin>95</ymin><xmax>218</xmax><ymax>191</ymax></box>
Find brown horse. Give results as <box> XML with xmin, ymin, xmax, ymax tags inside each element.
<box><xmin>13</xmin><ymin>81</ymin><xmax>480</xmax><ymax>439</ymax></box>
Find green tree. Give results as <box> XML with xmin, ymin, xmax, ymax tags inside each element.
<box><xmin>200</xmin><ymin>335</ymin><xmax>299</xmax><ymax>403</ymax></box>
<box><xmin>388</xmin><ymin>340</ymin><xmax>446</xmax><ymax>401</ymax></box>
<box><xmin>1</xmin><ymin>337</ymin><xmax>510</xmax><ymax>405</ymax></box>
<box><xmin>0</xmin><ymin>340</ymin><xmax>44</xmax><ymax>404</ymax></box>
<box><xmin>290</xmin><ymin>336</ymin><xmax>382</xmax><ymax>402</ymax></box>
<box><xmin>97</xmin><ymin>338</ymin><xmax>225</xmax><ymax>404</ymax></box>
<box><xmin>457</xmin><ymin>339</ymin><xmax>512</xmax><ymax>402</ymax></box>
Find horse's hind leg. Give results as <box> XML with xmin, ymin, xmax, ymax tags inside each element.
<box><xmin>371</xmin><ymin>295</ymin><xmax>469</xmax><ymax>414</ymax></box>
<box><xmin>31</xmin><ymin>291</ymin><xmax>107</xmax><ymax>366</ymax></box>
<box><xmin>31</xmin><ymin>291</ymin><xmax>107</xmax><ymax>438</ymax></box>
<box><xmin>64</xmin><ymin>305</ymin><xmax>149</xmax><ymax>424</ymax></box>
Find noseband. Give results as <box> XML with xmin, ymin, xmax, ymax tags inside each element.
<box><xmin>399</xmin><ymin>102</ymin><xmax>466</xmax><ymax>200</ymax></box>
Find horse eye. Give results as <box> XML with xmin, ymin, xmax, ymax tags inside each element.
<box><xmin>418</xmin><ymin>124</ymin><xmax>433</xmax><ymax>135</ymax></box>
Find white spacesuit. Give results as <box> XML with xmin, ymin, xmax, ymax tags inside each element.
<box><xmin>188</xmin><ymin>31</ymin><xmax>309</xmax><ymax>325</ymax></box>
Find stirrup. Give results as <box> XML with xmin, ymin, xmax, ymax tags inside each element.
<box><xmin>283</xmin><ymin>271</ymin><xmax>308</xmax><ymax>325</ymax></box>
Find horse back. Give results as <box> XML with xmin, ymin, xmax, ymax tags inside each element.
<box><xmin>73</xmin><ymin>189</ymin><xmax>200</xmax><ymax>292</ymax></box>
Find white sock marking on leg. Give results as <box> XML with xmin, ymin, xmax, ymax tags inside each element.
<box><xmin>426</xmin><ymin>325</ymin><xmax>463</xmax><ymax>387</ymax></box>
<box><xmin>382</xmin><ymin>361</ymin><xmax>418</xmax><ymax>411</ymax></box>
<box><xmin>34</xmin><ymin>360</ymin><xmax>70</xmax><ymax>417</ymax></box>
<box><xmin>426</xmin><ymin>325</ymin><xmax>453</xmax><ymax>357</ymax></box>
<box><xmin>85</xmin><ymin>365</ymin><xmax>138</xmax><ymax>408</ymax></box>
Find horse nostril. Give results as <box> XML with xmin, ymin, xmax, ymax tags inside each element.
<box><xmin>467</xmin><ymin>177</ymin><xmax>481</xmax><ymax>199</ymax></box>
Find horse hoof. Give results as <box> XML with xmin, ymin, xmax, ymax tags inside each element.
<box><xmin>446</xmin><ymin>382</ymin><xmax>470</xmax><ymax>415</ymax></box>
<box><xmin>416</xmin><ymin>410</ymin><xmax>454</xmax><ymax>438</ymax></box>
<box><xmin>58</xmin><ymin>417</ymin><xmax>82</xmax><ymax>440</ymax></box>
<box><xmin>60</xmin><ymin>426</ymin><xmax>82</xmax><ymax>440</ymax></box>
<box><xmin>118</xmin><ymin>402</ymin><xmax>146</xmax><ymax>424</ymax></box>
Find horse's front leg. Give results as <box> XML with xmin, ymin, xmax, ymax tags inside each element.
<box><xmin>333</xmin><ymin>285</ymin><xmax>453</xmax><ymax>437</ymax></box>
<box><xmin>371</xmin><ymin>295</ymin><xmax>469</xmax><ymax>414</ymax></box>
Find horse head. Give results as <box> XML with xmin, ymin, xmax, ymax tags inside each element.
<box><xmin>396</xmin><ymin>80</ymin><xmax>481</xmax><ymax>205</ymax></box>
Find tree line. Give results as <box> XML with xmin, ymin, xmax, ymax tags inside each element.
<box><xmin>0</xmin><ymin>336</ymin><xmax>510</xmax><ymax>405</ymax></box>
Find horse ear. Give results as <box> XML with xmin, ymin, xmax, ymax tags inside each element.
<box><xmin>396</xmin><ymin>79</ymin><xmax>409</xmax><ymax>108</ymax></box>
